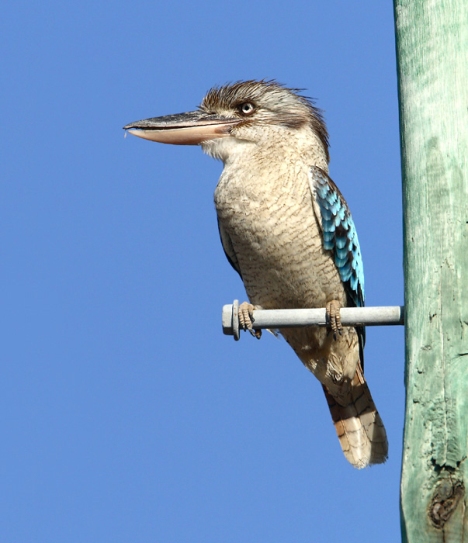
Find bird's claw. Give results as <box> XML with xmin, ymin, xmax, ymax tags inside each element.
<box><xmin>326</xmin><ymin>300</ymin><xmax>343</xmax><ymax>339</ymax></box>
<box><xmin>239</xmin><ymin>302</ymin><xmax>262</xmax><ymax>339</ymax></box>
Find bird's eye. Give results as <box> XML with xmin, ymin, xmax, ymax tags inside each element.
<box><xmin>239</xmin><ymin>102</ymin><xmax>255</xmax><ymax>115</ymax></box>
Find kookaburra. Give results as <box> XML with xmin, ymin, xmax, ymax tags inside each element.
<box><xmin>124</xmin><ymin>80</ymin><xmax>388</xmax><ymax>468</ymax></box>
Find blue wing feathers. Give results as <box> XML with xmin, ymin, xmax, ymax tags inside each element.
<box><xmin>311</xmin><ymin>166</ymin><xmax>365</xmax><ymax>309</ymax></box>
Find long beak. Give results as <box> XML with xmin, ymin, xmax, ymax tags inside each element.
<box><xmin>123</xmin><ymin>111</ymin><xmax>240</xmax><ymax>145</ymax></box>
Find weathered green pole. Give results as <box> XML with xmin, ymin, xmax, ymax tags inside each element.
<box><xmin>394</xmin><ymin>1</ymin><xmax>468</xmax><ymax>541</ymax></box>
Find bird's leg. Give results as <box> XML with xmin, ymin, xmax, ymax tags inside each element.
<box><xmin>238</xmin><ymin>302</ymin><xmax>262</xmax><ymax>339</ymax></box>
<box><xmin>326</xmin><ymin>300</ymin><xmax>343</xmax><ymax>339</ymax></box>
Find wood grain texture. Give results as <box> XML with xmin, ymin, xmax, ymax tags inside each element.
<box><xmin>395</xmin><ymin>0</ymin><xmax>468</xmax><ymax>540</ymax></box>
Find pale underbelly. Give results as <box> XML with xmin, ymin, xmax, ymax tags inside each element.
<box><xmin>220</xmin><ymin>206</ymin><xmax>346</xmax><ymax>310</ymax></box>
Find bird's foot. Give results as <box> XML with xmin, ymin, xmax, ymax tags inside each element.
<box><xmin>239</xmin><ymin>302</ymin><xmax>262</xmax><ymax>339</ymax></box>
<box><xmin>326</xmin><ymin>300</ymin><xmax>343</xmax><ymax>339</ymax></box>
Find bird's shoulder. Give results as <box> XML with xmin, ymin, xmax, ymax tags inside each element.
<box><xmin>309</xmin><ymin>165</ymin><xmax>365</xmax><ymax>309</ymax></box>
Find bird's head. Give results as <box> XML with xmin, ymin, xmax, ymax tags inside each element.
<box><xmin>124</xmin><ymin>80</ymin><xmax>329</xmax><ymax>163</ymax></box>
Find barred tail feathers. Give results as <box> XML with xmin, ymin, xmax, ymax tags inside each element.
<box><xmin>323</xmin><ymin>368</ymin><xmax>388</xmax><ymax>469</ymax></box>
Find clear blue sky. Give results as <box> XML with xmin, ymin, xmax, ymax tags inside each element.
<box><xmin>1</xmin><ymin>2</ymin><xmax>404</xmax><ymax>541</ymax></box>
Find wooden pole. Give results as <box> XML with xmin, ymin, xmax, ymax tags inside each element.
<box><xmin>394</xmin><ymin>1</ymin><xmax>468</xmax><ymax>541</ymax></box>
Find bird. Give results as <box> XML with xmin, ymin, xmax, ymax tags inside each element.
<box><xmin>123</xmin><ymin>80</ymin><xmax>388</xmax><ymax>468</ymax></box>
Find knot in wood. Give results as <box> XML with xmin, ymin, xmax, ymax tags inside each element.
<box><xmin>429</xmin><ymin>475</ymin><xmax>464</xmax><ymax>529</ymax></box>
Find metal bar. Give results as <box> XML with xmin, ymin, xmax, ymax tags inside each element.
<box><xmin>222</xmin><ymin>300</ymin><xmax>404</xmax><ymax>340</ymax></box>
